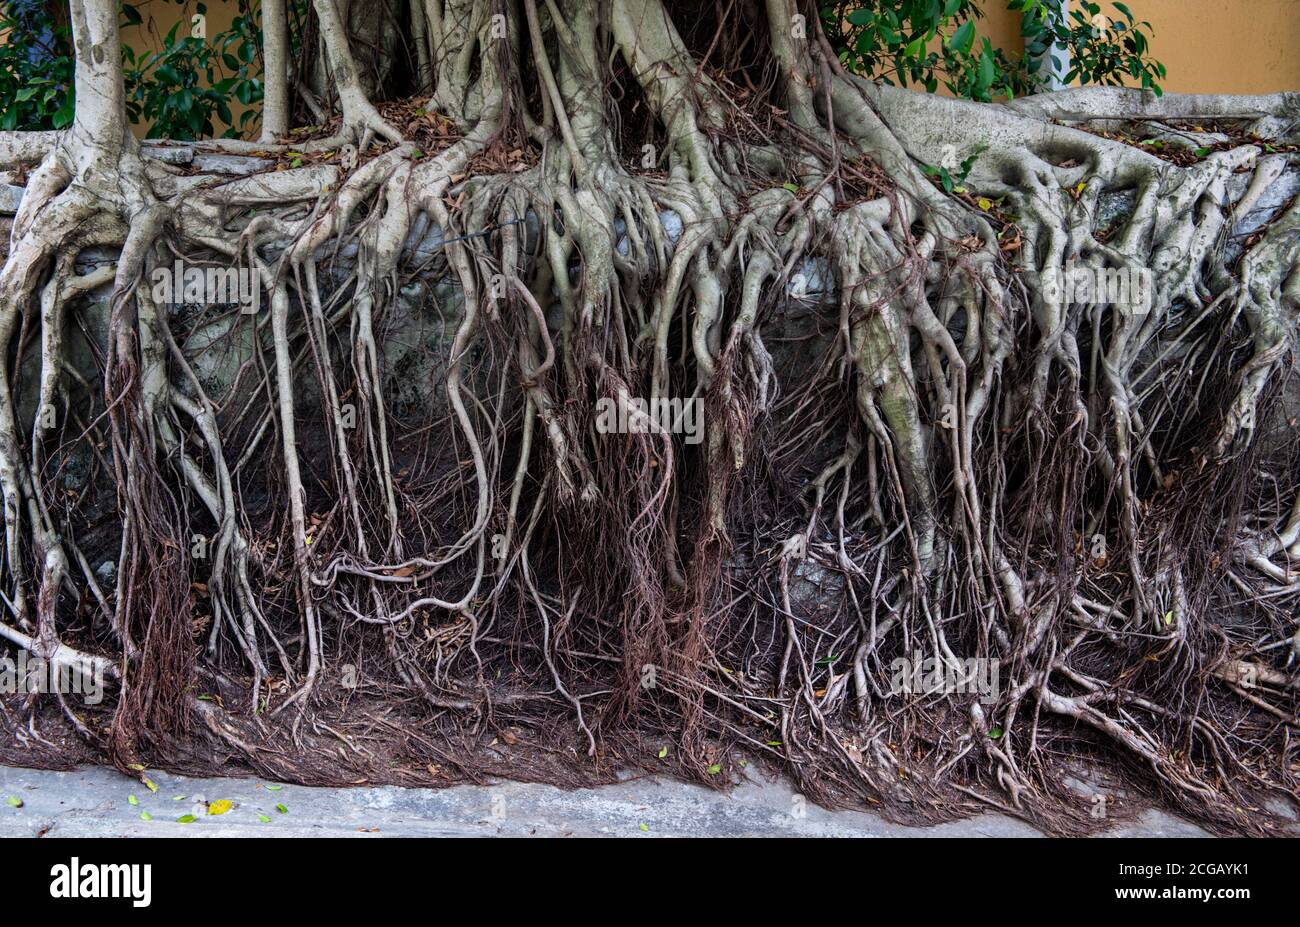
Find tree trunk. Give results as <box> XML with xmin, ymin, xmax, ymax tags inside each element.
<box><xmin>261</xmin><ymin>0</ymin><xmax>290</xmax><ymax>143</ymax></box>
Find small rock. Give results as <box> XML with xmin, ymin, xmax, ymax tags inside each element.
<box><xmin>0</xmin><ymin>184</ymin><xmax>24</xmax><ymax>216</ymax></box>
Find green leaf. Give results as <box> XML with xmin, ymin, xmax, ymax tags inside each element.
<box><xmin>176</xmin><ymin>814</ymin><xmax>196</xmax><ymax>824</ymax></box>
<box><xmin>782</xmin><ymin>181</ymin><xmax>800</xmax><ymax>193</ymax></box>
<box><xmin>139</xmin><ymin>810</ymin><xmax>152</xmax><ymax>821</ymax></box>
<box><xmin>639</xmin><ymin>822</ymin><xmax>649</xmax><ymax>832</ymax></box>
<box><xmin>657</xmin><ymin>746</ymin><xmax>668</xmax><ymax>759</ymax></box>
<box><xmin>276</xmin><ymin>803</ymin><xmax>288</xmax><ymax>814</ymax></box>
<box><xmin>127</xmin><ymin>794</ymin><xmax>139</xmax><ymax>806</ymax></box>
<box><xmin>706</xmin><ymin>764</ymin><xmax>721</xmax><ymax>775</ymax></box>
<box><xmin>950</xmin><ymin>20</ymin><xmax>975</xmax><ymax>56</ymax></box>
<box><xmin>52</xmin><ymin>96</ymin><xmax>75</xmax><ymax>130</ymax></box>
<box><xmin>976</xmin><ymin>48</ymin><xmax>996</xmax><ymax>93</ymax></box>
<box><xmin>5</xmin><ymin>796</ymin><xmax>22</xmax><ymax>808</ymax></box>
<box><xmin>265</xmin><ymin>784</ymin><xmax>283</xmax><ymax>791</ymax></box>
<box><xmin>257</xmin><ymin>814</ymin><xmax>272</xmax><ymax>823</ymax></box>
<box><xmin>988</xmin><ymin>726</ymin><xmax>1004</xmax><ymax>739</ymax></box>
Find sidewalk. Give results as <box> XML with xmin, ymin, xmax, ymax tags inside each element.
<box><xmin>0</xmin><ymin>764</ymin><xmax>1212</xmax><ymax>837</ymax></box>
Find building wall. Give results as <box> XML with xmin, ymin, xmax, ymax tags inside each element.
<box><xmin>1121</xmin><ymin>0</ymin><xmax>1300</xmax><ymax>94</ymax></box>
<box><xmin>122</xmin><ymin>0</ymin><xmax>241</xmax><ymax>66</ymax></box>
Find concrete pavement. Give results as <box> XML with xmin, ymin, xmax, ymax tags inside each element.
<box><xmin>0</xmin><ymin>763</ymin><xmax>1213</xmax><ymax>837</ymax></box>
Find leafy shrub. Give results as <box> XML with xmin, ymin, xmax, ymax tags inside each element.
<box><xmin>821</xmin><ymin>0</ymin><xmax>1165</xmax><ymax>102</ymax></box>
<box><xmin>123</xmin><ymin>2</ymin><xmax>264</xmax><ymax>139</ymax></box>
<box><xmin>0</xmin><ymin>0</ymin><xmax>265</xmax><ymax>139</ymax></box>
<box><xmin>0</xmin><ymin>0</ymin><xmax>74</xmax><ymax>130</ymax></box>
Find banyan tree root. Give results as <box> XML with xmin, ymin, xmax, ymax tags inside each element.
<box><xmin>0</xmin><ymin>0</ymin><xmax>1296</xmax><ymax>835</ymax></box>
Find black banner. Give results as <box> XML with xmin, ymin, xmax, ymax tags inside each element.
<box><xmin>0</xmin><ymin>835</ymin><xmax>1283</xmax><ymax>914</ymax></box>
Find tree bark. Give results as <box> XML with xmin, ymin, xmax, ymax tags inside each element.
<box><xmin>261</xmin><ymin>0</ymin><xmax>290</xmax><ymax>142</ymax></box>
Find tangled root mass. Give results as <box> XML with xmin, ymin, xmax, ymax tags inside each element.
<box><xmin>0</xmin><ymin>0</ymin><xmax>1298</xmax><ymax>835</ymax></box>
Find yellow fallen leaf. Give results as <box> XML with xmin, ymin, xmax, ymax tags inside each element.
<box><xmin>977</xmin><ymin>197</ymin><xmax>992</xmax><ymax>211</ymax></box>
<box><xmin>207</xmin><ymin>799</ymin><xmax>233</xmax><ymax>816</ymax></box>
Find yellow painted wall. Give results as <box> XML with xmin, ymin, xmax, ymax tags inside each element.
<box><xmin>1120</xmin><ymin>0</ymin><xmax>1300</xmax><ymax>94</ymax></box>
<box><xmin>123</xmin><ymin>0</ymin><xmax>239</xmax><ymax>47</ymax></box>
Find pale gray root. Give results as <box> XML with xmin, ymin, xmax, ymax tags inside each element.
<box><xmin>260</xmin><ymin>0</ymin><xmax>291</xmax><ymax>143</ymax></box>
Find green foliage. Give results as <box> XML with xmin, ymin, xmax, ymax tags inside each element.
<box><xmin>1020</xmin><ymin>0</ymin><xmax>1166</xmax><ymax>95</ymax></box>
<box><xmin>0</xmin><ymin>2</ymin><xmax>74</xmax><ymax>130</ymax></box>
<box><xmin>921</xmin><ymin>142</ymin><xmax>986</xmax><ymax>192</ymax></box>
<box><xmin>0</xmin><ymin>0</ymin><xmax>265</xmax><ymax>139</ymax></box>
<box><xmin>123</xmin><ymin>2</ymin><xmax>264</xmax><ymax>139</ymax></box>
<box><xmin>821</xmin><ymin>0</ymin><xmax>1165</xmax><ymax>102</ymax></box>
